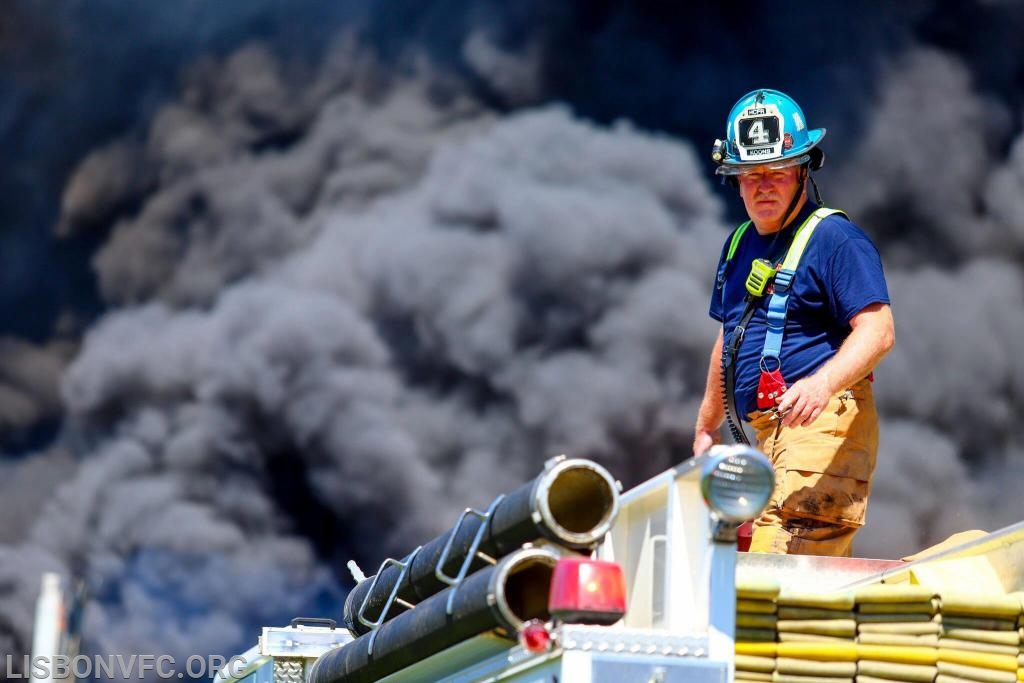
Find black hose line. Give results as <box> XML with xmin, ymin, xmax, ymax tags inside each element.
<box><xmin>342</xmin><ymin>458</ymin><xmax>618</xmax><ymax>635</ymax></box>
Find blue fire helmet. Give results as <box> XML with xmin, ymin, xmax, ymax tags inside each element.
<box><xmin>711</xmin><ymin>89</ymin><xmax>825</xmax><ymax>175</ymax></box>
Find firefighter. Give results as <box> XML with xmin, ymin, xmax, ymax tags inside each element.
<box><xmin>693</xmin><ymin>89</ymin><xmax>895</xmax><ymax>556</ymax></box>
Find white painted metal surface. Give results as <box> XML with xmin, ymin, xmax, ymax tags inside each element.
<box><xmin>598</xmin><ymin>458</ymin><xmax>737</xmax><ymax>651</ymax></box>
<box><xmin>736</xmin><ymin>552</ymin><xmax>904</xmax><ymax>593</ymax></box>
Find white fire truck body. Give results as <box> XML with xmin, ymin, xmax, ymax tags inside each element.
<box><xmin>217</xmin><ymin>450</ymin><xmax>946</xmax><ymax>683</ymax></box>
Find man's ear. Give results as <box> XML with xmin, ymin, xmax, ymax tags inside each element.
<box><xmin>808</xmin><ymin>148</ymin><xmax>825</xmax><ymax>171</ymax></box>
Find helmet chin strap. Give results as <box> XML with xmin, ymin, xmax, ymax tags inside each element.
<box><xmin>808</xmin><ymin>173</ymin><xmax>824</xmax><ymax>205</ymax></box>
<box><xmin>776</xmin><ymin>165</ymin><xmax>809</xmax><ymax>233</ymax></box>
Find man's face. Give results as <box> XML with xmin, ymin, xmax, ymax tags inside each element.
<box><xmin>737</xmin><ymin>165</ymin><xmax>802</xmax><ymax>227</ymax></box>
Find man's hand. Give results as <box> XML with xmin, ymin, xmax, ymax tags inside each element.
<box><xmin>693</xmin><ymin>428</ymin><xmax>720</xmax><ymax>455</ymax></box>
<box><xmin>776</xmin><ymin>373</ymin><xmax>832</xmax><ymax>428</ymax></box>
<box><xmin>774</xmin><ymin>302</ymin><xmax>894</xmax><ymax>429</ymax></box>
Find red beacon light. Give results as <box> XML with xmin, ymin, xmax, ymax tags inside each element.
<box><xmin>519</xmin><ymin>619</ymin><xmax>553</xmax><ymax>653</ymax></box>
<box><xmin>548</xmin><ymin>556</ymin><xmax>627</xmax><ymax>625</ymax></box>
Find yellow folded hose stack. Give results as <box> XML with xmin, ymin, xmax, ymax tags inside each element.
<box><xmin>934</xmin><ymin>592</ymin><xmax>1020</xmax><ymax>683</ymax></box>
<box><xmin>774</xmin><ymin>589</ymin><xmax>857</xmax><ymax>683</ymax></box>
<box><xmin>734</xmin><ymin>582</ymin><xmax>1024</xmax><ymax>683</ymax></box>
<box><xmin>736</xmin><ymin>578</ymin><xmax>781</xmax><ymax>682</ymax></box>
<box><xmin>854</xmin><ymin>585</ymin><xmax>939</xmax><ymax>683</ymax></box>
<box><xmin>1016</xmin><ymin>593</ymin><xmax>1024</xmax><ymax>683</ymax></box>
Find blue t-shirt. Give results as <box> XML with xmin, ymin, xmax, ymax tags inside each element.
<box><xmin>709</xmin><ymin>202</ymin><xmax>890</xmax><ymax>418</ymax></box>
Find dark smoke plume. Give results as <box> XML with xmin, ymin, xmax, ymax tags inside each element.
<box><xmin>1</xmin><ymin>37</ymin><xmax>730</xmax><ymax>667</ymax></box>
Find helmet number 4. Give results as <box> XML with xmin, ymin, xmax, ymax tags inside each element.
<box><xmin>747</xmin><ymin>119</ymin><xmax>769</xmax><ymax>145</ymax></box>
<box><xmin>739</xmin><ymin>116</ymin><xmax>779</xmax><ymax>147</ymax></box>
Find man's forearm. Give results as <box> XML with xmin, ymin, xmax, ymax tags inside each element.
<box><xmin>696</xmin><ymin>329</ymin><xmax>726</xmax><ymax>432</ymax></box>
<box><xmin>812</xmin><ymin>303</ymin><xmax>895</xmax><ymax>395</ymax></box>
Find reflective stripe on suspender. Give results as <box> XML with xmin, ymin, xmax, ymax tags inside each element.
<box><xmin>727</xmin><ymin>221</ymin><xmax>752</xmax><ymax>261</ymax></box>
<box><xmin>717</xmin><ymin>220</ymin><xmax>752</xmax><ymax>291</ymax></box>
<box><xmin>761</xmin><ymin>208</ymin><xmax>846</xmax><ymax>363</ymax></box>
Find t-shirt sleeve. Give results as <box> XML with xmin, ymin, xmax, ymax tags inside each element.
<box><xmin>708</xmin><ymin>239</ymin><xmax>730</xmax><ymax>322</ymax></box>
<box><xmin>826</xmin><ymin>235</ymin><xmax>890</xmax><ymax>326</ymax></box>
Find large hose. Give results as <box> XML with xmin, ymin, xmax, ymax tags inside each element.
<box><xmin>312</xmin><ymin>547</ymin><xmax>560</xmax><ymax>683</ymax></box>
<box><xmin>722</xmin><ymin>345</ymin><xmax>751</xmax><ymax>445</ymax></box>
<box><xmin>342</xmin><ymin>457</ymin><xmax>618</xmax><ymax>635</ymax></box>
<box><xmin>722</xmin><ymin>299</ymin><xmax>757</xmax><ymax>446</ymax></box>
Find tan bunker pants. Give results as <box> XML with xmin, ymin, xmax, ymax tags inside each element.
<box><xmin>746</xmin><ymin>378</ymin><xmax>878</xmax><ymax>557</ymax></box>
